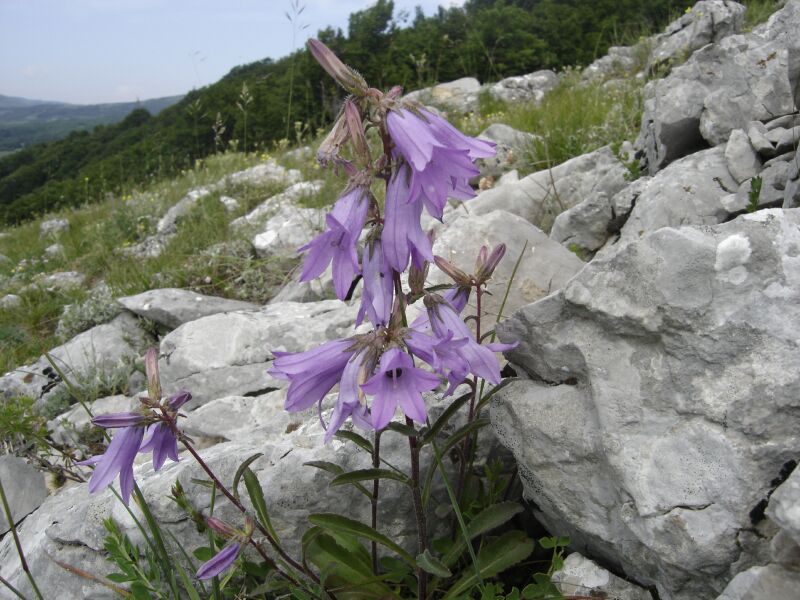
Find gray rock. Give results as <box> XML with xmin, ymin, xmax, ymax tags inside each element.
<box><xmin>583</xmin><ymin>45</ymin><xmax>640</xmax><ymax>81</ymax></box>
<box><xmin>766</xmin><ymin>466</ymin><xmax>800</xmax><ymax>547</ymax></box>
<box><xmin>269</xmin><ymin>272</ymin><xmax>336</xmax><ymax>304</ymax></box>
<box><xmin>157</xmin><ymin>186</ymin><xmax>212</xmax><ymax>234</ymax></box>
<box><xmin>159</xmin><ymin>300</ymin><xmax>358</xmax><ymax>407</ymax></box>
<box><xmin>29</xmin><ymin>270</ymin><xmax>86</xmax><ymax>291</ymax></box>
<box><xmin>117</xmin><ymin>232</ymin><xmax>175</xmax><ymax>259</ymax></box>
<box><xmin>785</xmin><ymin>153</ymin><xmax>800</xmax><ymax>207</ymax></box>
<box><xmin>724</xmin><ymin>161</ymin><xmax>790</xmax><ymax>213</ymax></box>
<box><xmin>47</xmin><ymin>394</ymin><xmax>141</xmax><ymax>447</ymax></box>
<box><xmin>0</xmin><ymin>294</ymin><xmax>21</xmax><ymax>310</ymax></box>
<box><xmin>488</xmin><ymin>70</ymin><xmax>559</xmax><ymax>104</ymax></box>
<box><xmin>404</xmin><ymin>77</ymin><xmax>482</xmax><ymax>114</ymax></box>
<box><xmin>0</xmin><ymin>313</ymin><xmax>150</xmax><ymax>403</ymax></box>
<box><xmin>427</xmin><ymin>209</ymin><xmax>584</xmax><ymax>324</ymax></box>
<box><xmin>648</xmin><ymin>0</ymin><xmax>746</xmax><ymax>70</ymax></box>
<box><xmin>724</xmin><ymin>129</ymin><xmax>762</xmax><ymax>184</ymax></box>
<box><xmin>746</xmin><ymin>121</ymin><xmax>775</xmax><ymax>156</ymax></box>
<box><xmin>117</xmin><ymin>288</ymin><xmax>257</xmax><ymax>330</ymax></box>
<box><xmin>638</xmin><ymin>0</ymin><xmax>800</xmax><ymax>173</ymax></box>
<box><xmin>552</xmin><ymin>553</ymin><xmax>653</xmax><ymax>600</ymax></box>
<box><xmin>493</xmin><ymin>209</ymin><xmax>800</xmax><ymax>599</ymax></box>
<box><xmin>221</xmin><ymin>160</ymin><xmax>301</xmax><ymax>188</ymax></box>
<box><xmin>766</xmin><ymin>125</ymin><xmax>800</xmax><ymax>154</ymax></box>
<box><xmin>714</xmin><ymin>564</ymin><xmax>800</xmax><ymax>600</ymax></box>
<box><xmin>39</xmin><ymin>218</ymin><xmax>69</xmax><ymax>239</ymax></box>
<box><xmin>230</xmin><ymin>180</ymin><xmax>323</xmax><ymax>229</ymax></box>
<box><xmin>0</xmin><ymin>456</ymin><xmax>48</xmax><ymax>534</ymax></box>
<box><xmin>43</xmin><ymin>243</ymin><xmax>65</xmax><ymax>258</ymax></box>
<box><xmin>476</xmin><ymin>124</ymin><xmax>540</xmax><ymax>179</ymax></box>
<box><xmin>550</xmin><ymin>192</ymin><xmax>614</xmax><ymax>254</ymax></box>
<box><xmin>602</xmin><ymin>145</ymin><xmax>737</xmax><ymax>256</ymax></box>
<box><xmin>468</xmin><ymin>146</ymin><xmax>628</xmax><ymax>232</ymax></box>
<box><xmin>219</xmin><ymin>195</ymin><xmax>240</xmax><ymax>212</ymax></box>
<box><xmin>253</xmin><ymin>204</ymin><xmax>325</xmax><ymax>258</ymax></box>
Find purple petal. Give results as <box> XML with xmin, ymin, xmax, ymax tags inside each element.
<box><xmin>86</xmin><ymin>426</ymin><xmax>144</xmax><ymax>505</ymax></box>
<box><xmin>167</xmin><ymin>390</ymin><xmax>192</xmax><ymax>410</ymax></box>
<box><xmin>196</xmin><ymin>543</ymin><xmax>242</xmax><ymax>580</ymax></box>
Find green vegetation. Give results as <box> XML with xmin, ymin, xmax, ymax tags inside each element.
<box><xmin>0</xmin><ymin>0</ymin><xmax>679</xmax><ymax>225</ymax></box>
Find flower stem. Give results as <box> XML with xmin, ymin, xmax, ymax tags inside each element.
<box><xmin>0</xmin><ymin>477</ymin><xmax>44</xmax><ymax>600</ymax></box>
<box><xmin>371</xmin><ymin>429</ymin><xmax>382</xmax><ymax>575</ymax></box>
<box><xmin>406</xmin><ymin>417</ymin><xmax>428</xmax><ymax>599</ymax></box>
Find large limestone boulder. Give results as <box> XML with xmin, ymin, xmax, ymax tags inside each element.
<box><xmin>476</xmin><ymin>123</ymin><xmax>541</xmax><ymax>180</ymax></box>
<box><xmin>468</xmin><ymin>146</ymin><xmax>628</xmax><ymax>232</ymax></box>
<box><xmin>230</xmin><ymin>180</ymin><xmax>323</xmax><ymax>230</ymax></box>
<box><xmin>403</xmin><ymin>77</ymin><xmax>481</xmax><ymax>114</ymax></box>
<box><xmin>252</xmin><ymin>204</ymin><xmax>325</xmax><ymax>258</ymax></box>
<box><xmin>117</xmin><ymin>288</ymin><xmax>257</xmax><ymax>330</ymax></box>
<box><xmin>638</xmin><ymin>0</ymin><xmax>800</xmax><ymax>173</ymax></box>
<box><xmin>552</xmin><ymin>553</ymin><xmax>653</xmax><ymax>600</ymax></box>
<box><xmin>158</xmin><ymin>300</ymin><xmax>358</xmax><ymax>407</ymax></box>
<box><xmin>492</xmin><ymin>210</ymin><xmax>800</xmax><ymax>599</ymax></box>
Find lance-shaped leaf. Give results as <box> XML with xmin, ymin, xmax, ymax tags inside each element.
<box><xmin>309</xmin><ymin>513</ymin><xmax>415</xmax><ymax>566</ymax></box>
<box><xmin>442</xmin><ymin>502</ymin><xmax>524</xmax><ymax>566</ymax></box>
<box><xmin>416</xmin><ymin>549</ymin><xmax>452</xmax><ymax>578</ymax></box>
<box><xmin>330</xmin><ymin>468</ymin><xmax>410</xmax><ymax>487</ymax></box>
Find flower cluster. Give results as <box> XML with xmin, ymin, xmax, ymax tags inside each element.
<box><xmin>272</xmin><ymin>40</ymin><xmax>514</xmax><ymax>442</ymax></box>
<box><xmin>78</xmin><ymin>349</ymin><xmax>190</xmax><ymax>505</ymax></box>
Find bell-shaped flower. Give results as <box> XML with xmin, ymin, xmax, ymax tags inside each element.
<box><xmin>139</xmin><ymin>423</ymin><xmax>179</xmax><ymax>471</ymax></box>
<box><xmin>357</xmin><ymin>238</ymin><xmax>394</xmax><ymax>328</ymax></box>
<box><xmin>382</xmin><ymin>166</ymin><xmax>434</xmax><ymax>272</ymax></box>
<box><xmin>196</xmin><ymin>542</ymin><xmax>242</xmax><ymax>580</ymax></box>
<box><xmin>324</xmin><ymin>349</ymin><xmax>374</xmax><ymax>443</ymax></box>
<box><xmin>80</xmin><ymin>425</ymin><xmax>145</xmax><ymax>505</ymax></box>
<box><xmin>299</xmin><ymin>186</ymin><xmax>368</xmax><ymax>299</ymax></box>
<box><xmin>425</xmin><ymin>294</ymin><xmax>516</xmax><ymax>384</ymax></box>
<box><xmin>361</xmin><ymin>348</ymin><xmax>440</xmax><ymax>430</ymax></box>
<box><xmin>386</xmin><ymin>107</ymin><xmax>495</xmax><ymax>218</ymax></box>
<box><xmin>270</xmin><ymin>338</ymin><xmax>356</xmax><ymax>412</ymax></box>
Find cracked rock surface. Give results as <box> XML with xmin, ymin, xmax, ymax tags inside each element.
<box><xmin>491</xmin><ymin>209</ymin><xmax>800</xmax><ymax>600</ymax></box>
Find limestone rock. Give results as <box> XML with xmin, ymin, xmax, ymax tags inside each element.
<box><xmin>403</xmin><ymin>77</ymin><xmax>482</xmax><ymax>114</ymax></box>
<box><xmin>766</xmin><ymin>465</ymin><xmax>800</xmax><ymax>547</ymax></box>
<box><xmin>0</xmin><ymin>294</ymin><xmax>21</xmax><ymax>310</ymax></box>
<box><xmin>468</xmin><ymin>146</ymin><xmax>628</xmax><ymax>232</ymax></box>
<box><xmin>157</xmin><ymin>187</ymin><xmax>212</xmax><ymax>234</ymax></box>
<box><xmin>648</xmin><ymin>0</ymin><xmax>746</xmax><ymax>70</ymax></box>
<box><xmin>230</xmin><ymin>180</ymin><xmax>323</xmax><ymax>229</ymax></box>
<box><xmin>158</xmin><ymin>300</ymin><xmax>358</xmax><ymax>407</ymax></box>
<box><xmin>714</xmin><ymin>564</ymin><xmax>800</xmax><ymax>600</ymax></box>
<box><xmin>0</xmin><ymin>313</ymin><xmax>150</xmax><ymax>404</ymax></box>
<box><xmin>43</xmin><ymin>243</ymin><xmax>65</xmax><ymax>258</ymax></box>
<box><xmin>724</xmin><ymin>129</ymin><xmax>762</xmax><ymax>184</ymax></box>
<box><xmin>488</xmin><ymin>70</ymin><xmax>559</xmax><ymax>104</ymax></box>
<box><xmin>552</xmin><ymin>553</ymin><xmax>653</xmax><ymax>600</ymax></box>
<box><xmin>39</xmin><ymin>218</ymin><xmax>69</xmax><ymax>239</ymax></box>
<box><xmin>583</xmin><ymin>45</ymin><xmax>640</xmax><ymax>81</ymax></box>
<box><xmin>493</xmin><ymin>209</ymin><xmax>800</xmax><ymax>599</ymax></box>
<box><xmin>117</xmin><ymin>288</ymin><xmax>258</xmax><ymax>330</ymax></box>
<box><xmin>638</xmin><ymin>0</ymin><xmax>800</xmax><ymax>173</ymax></box>
<box><xmin>550</xmin><ymin>192</ymin><xmax>614</xmax><ymax>254</ymax></box>
<box><xmin>219</xmin><ymin>195</ymin><xmax>240</xmax><ymax>212</ymax></box>
<box><xmin>0</xmin><ymin>456</ymin><xmax>48</xmax><ymax>535</ymax></box>
<box><xmin>252</xmin><ymin>204</ymin><xmax>325</xmax><ymax>258</ymax></box>
<box><xmin>29</xmin><ymin>270</ymin><xmax>86</xmax><ymax>291</ymax></box>
<box><xmin>477</xmin><ymin>123</ymin><xmax>541</xmax><ymax>179</ymax></box>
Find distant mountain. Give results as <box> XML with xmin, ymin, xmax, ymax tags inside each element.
<box><xmin>0</xmin><ymin>95</ymin><xmax>183</xmax><ymax>152</ymax></box>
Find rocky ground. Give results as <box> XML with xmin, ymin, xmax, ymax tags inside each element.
<box><xmin>1</xmin><ymin>1</ymin><xmax>799</xmax><ymax>598</ymax></box>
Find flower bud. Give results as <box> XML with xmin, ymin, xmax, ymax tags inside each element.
<box><xmin>92</xmin><ymin>412</ymin><xmax>146</xmax><ymax>429</ymax></box>
<box><xmin>386</xmin><ymin>85</ymin><xmax>403</xmax><ymax>99</ymax></box>
<box><xmin>434</xmin><ymin>256</ymin><xmax>470</xmax><ymax>287</ymax></box>
<box><xmin>206</xmin><ymin>517</ymin><xmax>237</xmax><ymax>539</ymax></box>
<box><xmin>344</xmin><ymin>99</ymin><xmax>370</xmax><ymax>166</ymax></box>
<box><xmin>317</xmin><ymin>112</ymin><xmax>350</xmax><ymax>167</ymax></box>
<box><xmin>145</xmin><ymin>347</ymin><xmax>161</xmax><ymax>402</ymax></box>
<box><xmin>475</xmin><ymin>243</ymin><xmax>506</xmax><ymax>284</ymax></box>
<box><xmin>243</xmin><ymin>516</ymin><xmax>255</xmax><ymax>538</ymax></box>
<box><xmin>307</xmin><ymin>39</ymin><xmax>367</xmax><ymax>95</ymax></box>
<box><xmin>166</xmin><ymin>389</ymin><xmax>192</xmax><ymax>411</ymax></box>
<box><xmin>409</xmin><ymin>231</ymin><xmax>435</xmax><ymax>296</ymax></box>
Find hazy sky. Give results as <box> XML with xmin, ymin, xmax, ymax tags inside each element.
<box><xmin>0</xmin><ymin>0</ymin><xmax>464</xmax><ymax>105</ymax></box>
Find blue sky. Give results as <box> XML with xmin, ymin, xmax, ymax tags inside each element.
<box><xmin>0</xmin><ymin>0</ymin><xmax>463</xmax><ymax>104</ymax></box>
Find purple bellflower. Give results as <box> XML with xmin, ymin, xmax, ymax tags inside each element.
<box><xmin>425</xmin><ymin>295</ymin><xmax>516</xmax><ymax>385</ymax></box>
<box><xmin>361</xmin><ymin>347</ymin><xmax>440</xmax><ymax>430</ymax></box>
<box><xmin>196</xmin><ymin>542</ymin><xmax>242</xmax><ymax>580</ymax></box>
<box><xmin>269</xmin><ymin>338</ymin><xmax>356</xmax><ymax>413</ymax></box>
<box><xmin>357</xmin><ymin>238</ymin><xmax>394</xmax><ymax>328</ymax></box>
<box><xmin>299</xmin><ymin>186</ymin><xmax>369</xmax><ymax>300</ymax></box>
<box><xmin>324</xmin><ymin>349</ymin><xmax>374</xmax><ymax>442</ymax></box>
<box><xmin>81</xmin><ymin>425</ymin><xmax>145</xmax><ymax>505</ymax></box>
<box><xmin>385</xmin><ymin>108</ymin><xmax>495</xmax><ymax>219</ymax></box>
<box><xmin>382</xmin><ymin>166</ymin><xmax>434</xmax><ymax>272</ymax></box>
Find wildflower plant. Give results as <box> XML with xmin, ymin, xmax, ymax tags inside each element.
<box><xmin>60</xmin><ymin>40</ymin><xmax>560</xmax><ymax>600</ymax></box>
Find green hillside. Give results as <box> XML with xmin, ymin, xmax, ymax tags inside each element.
<box><xmin>0</xmin><ymin>0</ymin><xmax>678</xmax><ymax>225</ymax></box>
